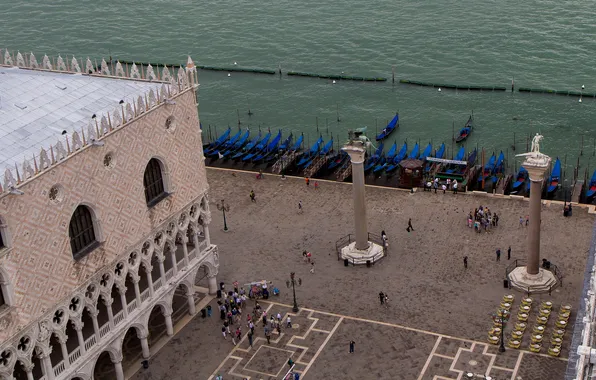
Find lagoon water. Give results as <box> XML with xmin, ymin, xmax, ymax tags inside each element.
<box><xmin>3</xmin><ymin>0</ymin><xmax>596</xmax><ymax>175</ymax></box>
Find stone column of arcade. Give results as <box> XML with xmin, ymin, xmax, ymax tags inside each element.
<box><xmin>508</xmin><ymin>134</ymin><xmax>559</xmax><ymax>292</ymax></box>
<box><xmin>339</xmin><ymin>135</ymin><xmax>385</xmax><ymax>265</ymax></box>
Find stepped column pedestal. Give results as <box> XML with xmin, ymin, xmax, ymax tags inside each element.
<box><xmin>508</xmin><ymin>140</ymin><xmax>558</xmax><ymax>293</ymax></box>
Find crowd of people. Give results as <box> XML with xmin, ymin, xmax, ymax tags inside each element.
<box><xmin>424</xmin><ymin>177</ymin><xmax>459</xmax><ymax>193</ymax></box>
<box><xmin>468</xmin><ymin>205</ymin><xmax>499</xmax><ymax>233</ymax></box>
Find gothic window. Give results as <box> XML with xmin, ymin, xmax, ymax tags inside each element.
<box><xmin>0</xmin><ymin>285</ymin><xmax>5</xmax><ymax>308</ymax></box>
<box><xmin>69</xmin><ymin>205</ymin><xmax>98</xmax><ymax>260</ymax></box>
<box><xmin>143</xmin><ymin>158</ymin><xmax>167</xmax><ymax>206</ymax></box>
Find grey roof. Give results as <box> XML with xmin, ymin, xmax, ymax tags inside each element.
<box><xmin>0</xmin><ymin>66</ymin><xmax>161</xmax><ymax>172</ymax></box>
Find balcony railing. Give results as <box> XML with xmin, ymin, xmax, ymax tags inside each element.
<box><xmin>165</xmin><ymin>268</ymin><xmax>174</xmax><ymax>281</ymax></box>
<box><xmin>53</xmin><ymin>360</ymin><xmax>65</xmax><ymax>377</ymax></box>
<box><xmin>68</xmin><ymin>347</ymin><xmax>81</xmax><ymax>365</ymax></box>
<box><xmin>99</xmin><ymin>323</ymin><xmax>111</xmax><ymax>338</ymax></box>
<box><xmin>140</xmin><ymin>288</ymin><xmax>150</xmax><ymax>302</ymax></box>
<box><xmin>114</xmin><ymin>310</ymin><xmax>125</xmax><ymax>326</ymax></box>
<box><xmin>188</xmin><ymin>249</ymin><xmax>197</xmax><ymax>262</ymax></box>
<box><xmin>84</xmin><ymin>335</ymin><xmax>97</xmax><ymax>351</ymax></box>
<box><xmin>153</xmin><ymin>277</ymin><xmax>163</xmax><ymax>292</ymax></box>
<box><xmin>127</xmin><ymin>299</ymin><xmax>138</xmax><ymax>314</ymax></box>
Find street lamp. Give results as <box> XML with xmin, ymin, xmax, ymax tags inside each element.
<box><xmin>498</xmin><ymin>309</ymin><xmax>508</xmax><ymax>353</ymax></box>
<box><xmin>216</xmin><ymin>199</ymin><xmax>230</xmax><ymax>232</ymax></box>
<box><xmin>286</xmin><ymin>272</ymin><xmax>302</xmax><ymax>312</ymax></box>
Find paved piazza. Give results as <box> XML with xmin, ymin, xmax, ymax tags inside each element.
<box><xmin>130</xmin><ymin>169</ymin><xmax>593</xmax><ymax>379</ymax></box>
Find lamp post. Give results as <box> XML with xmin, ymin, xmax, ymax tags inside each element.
<box><xmin>216</xmin><ymin>199</ymin><xmax>230</xmax><ymax>232</ymax></box>
<box><xmin>286</xmin><ymin>272</ymin><xmax>301</xmax><ymax>312</ymax></box>
<box><xmin>498</xmin><ymin>309</ymin><xmax>508</xmax><ymax>353</ymax></box>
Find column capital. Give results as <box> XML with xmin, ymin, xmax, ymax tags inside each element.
<box><xmin>163</xmin><ymin>312</ymin><xmax>172</xmax><ymax>318</ymax></box>
<box><xmin>102</xmin><ymin>297</ymin><xmax>114</xmax><ymax>306</ymax></box>
<box><xmin>342</xmin><ymin>144</ymin><xmax>367</xmax><ymax>164</ymax></box>
<box><xmin>71</xmin><ymin>319</ymin><xmax>84</xmax><ymax>331</ymax></box>
<box><xmin>21</xmin><ymin>361</ymin><xmax>35</xmax><ymax>372</ymax></box>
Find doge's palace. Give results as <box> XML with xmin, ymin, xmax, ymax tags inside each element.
<box><xmin>0</xmin><ymin>50</ymin><xmax>218</xmax><ymax>380</ymax></box>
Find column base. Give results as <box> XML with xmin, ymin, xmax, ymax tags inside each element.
<box><xmin>507</xmin><ymin>267</ymin><xmax>559</xmax><ymax>293</ymax></box>
<box><xmin>340</xmin><ymin>241</ymin><xmax>385</xmax><ymax>265</ymax></box>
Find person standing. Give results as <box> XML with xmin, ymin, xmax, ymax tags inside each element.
<box><xmin>349</xmin><ymin>340</ymin><xmax>355</xmax><ymax>353</ymax></box>
<box><xmin>248</xmin><ymin>330</ymin><xmax>254</xmax><ymax>347</ymax></box>
<box><xmin>379</xmin><ymin>291</ymin><xmax>385</xmax><ymax>305</ymax></box>
<box><xmin>264</xmin><ymin>325</ymin><xmax>271</xmax><ymax>344</ymax></box>
<box><xmin>407</xmin><ymin>218</ymin><xmax>414</xmax><ymax>232</ymax></box>
<box><xmin>525</xmin><ymin>216</ymin><xmax>529</xmax><ymax>226</ymax></box>
<box><xmin>310</xmin><ymin>262</ymin><xmax>315</xmax><ymax>273</ymax></box>
<box><xmin>305</xmin><ymin>177</ymin><xmax>310</xmax><ymax>187</ymax></box>
<box><xmin>250</xmin><ymin>190</ymin><xmax>256</xmax><ymax>202</ymax></box>
<box><xmin>463</xmin><ymin>256</ymin><xmax>468</xmax><ymax>269</ymax></box>
<box><xmin>453</xmin><ymin>180</ymin><xmax>458</xmax><ymax>194</ymax></box>
<box><xmin>507</xmin><ymin>246</ymin><xmax>511</xmax><ymax>260</ymax></box>
<box><xmin>496</xmin><ymin>248</ymin><xmax>501</xmax><ymax>262</ymax></box>
<box><xmin>519</xmin><ymin>216</ymin><xmax>524</xmax><ymax>227</ymax></box>
<box><xmin>222</xmin><ymin>325</ymin><xmax>227</xmax><ymax>340</ymax></box>
<box><xmin>314</xmin><ymin>181</ymin><xmax>319</xmax><ymax>190</ymax></box>
<box><xmin>298</xmin><ymin>201</ymin><xmax>303</xmax><ymax>213</ymax></box>
<box><xmin>287</xmin><ymin>316</ymin><xmax>292</xmax><ymax>328</ymax></box>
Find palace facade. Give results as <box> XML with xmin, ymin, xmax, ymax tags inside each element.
<box><xmin>0</xmin><ymin>51</ymin><xmax>218</xmax><ymax>380</ymax></box>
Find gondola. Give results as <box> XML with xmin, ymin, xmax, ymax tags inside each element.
<box><xmin>221</xmin><ymin>130</ymin><xmax>250</xmax><ymax>158</ymax></box>
<box><xmin>407</xmin><ymin>143</ymin><xmax>419</xmax><ymax>159</ymax></box>
<box><xmin>418</xmin><ymin>143</ymin><xmax>432</xmax><ymax>160</ymax></box>
<box><xmin>289</xmin><ymin>134</ymin><xmax>304</xmax><ymax>152</ymax></box>
<box><xmin>456</xmin><ymin>115</ymin><xmax>473</xmax><ymax>143</ymax></box>
<box><xmin>252</xmin><ymin>130</ymin><xmax>282</xmax><ymax>162</ymax></box>
<box><xmin>242</xmin><ymin>131</ymin><xmax>273</xmax><ymax>161</ymax></box>
<box><xmin>203</xmin><ymin>127</ymin><xmax>231</xmax><ymax>155</ymax></box>
<box><xmin>373</xmin><ymin>142</ymin><xmax>397</xmax><ymax>174</ymax></box>
<box><xmin>297</xmin><ymin>136</ymin><xmax>324</xmax><ymax>167</ymax></box>
<box><xmin>445</xmin><ymin>147</ymin><xmax>465</xmax><ymax>174</ymax></box>
<box><xmin>512</xmin><ymin>167</ymin><xmax>528</xmax><ymax>191</ymax></box>
<box><xmin>231</xmin><ymin>132</ymin><xmax>262</xmax><ymax>160</ymax></box>
<box><xmin>586</xmin><ymin>170</ymin><xmax>596</xmax><ymax>199</ymax></box>
<box><xmin>327</xmin><ymin>151</ymin><xmax>348</xmax><ymax>171</ymax></box>
<box><xmin>207</xmin><ymin>128</ymin><xmax>242</xmax><ymax>158</ymax></box>
<box><xmin>262</xmin><ymin>133</ymin><xmax>294</xmax><ymax>163</ymax></box>
<box><xmin>320</xmin><ymin>138</ymin><xmax>334</xmax><ymax>155</ymax></box>
<box><xmin>491</xmin><ymin>151</ymin><xmax>505</xmax><ymax>182</ymax></box>
<box><xmin>364</xmin><ymin>142</ymin><xmax>384</xmax><ymax>172</ymax></box>
<box><xmin>425</xmin><ymin>143</ymin><xmax>445</xmax><ymax>172</ymax></box>
<box><xmin>375</xmin><ymin>113</ymin><xmax>399</xmax><ymax>141</ymax></box>
<box><xmin>385</xmin><ymin>142</ymin><xmax>408</xmax><ymax>173</ymax></box>
<box><xmin>547</xmin><ymin>158</ymin><xmax>561</xmax><ymax>194</ymax></box>
<box><xmin>477</xmin><ymin>153</ymin><xmax>496</xmax><ymax>183</ymax></box>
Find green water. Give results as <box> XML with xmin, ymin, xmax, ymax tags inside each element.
<box><xmin>3</xmin><ymin>0</ymin><xmax>596</xmax><ymax>177</ymax></box>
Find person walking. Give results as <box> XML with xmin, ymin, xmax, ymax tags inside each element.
<box><xmin>264</xmin><ymin>325</ymin><xmax>271</xmax><ymax>344</ymax></box>
<box><xmin>496</xmin><ymin>248</ymin><xmax>501</xmax><ymax>262</ymax></box>
<box><xmin>452</xmin><ymin>180</ymin><xmax>458</xmax><ymax>194</ymax></box>
<box><xmin>507</xmin><ymin>246</ymin><xmax>511</xmax><ymax>260</ymax></box>
<box><xmin>286</xmin><ymin>316</ymin><xmax>292</xmax><ymax>328</ymax></box>
<box><xmin>519</xmin><ymin>216</ymin><xmax>524</xmax><ymax>227</ymax></box>
<box><xmin>463</xmin><ymin>256</ymin><xmax>468</xmax><ymax>269</ymax></box>
<box><xmin>379</xmin><ymin>291</ymin><xmax>385</xmax><ymax>305</ymax></box>
<box><xmin>248</xmin><ymin>330</ymin><xmax>254</xmax><ymax>347</ymax></box>
<box><xmin>442</xmin><ymin>184</ymin><xmax>447</xmax><ymax>193</ymax></box>
<box><xmin>349</xmin><ymin>340</ymin><xmax>355</xmax><ymax>353</ymax></box>
<box><xmin>277</xmin><ymin>313</ymin><xmax>282</xmax><ymax>322</ymax></box>
<box><xmin>222</xmin><ymin>325</ymin><xmax>227</xmax><ymax>340</ymax></box>
<box><xmin>250</xmin><ymin>190</ymin><xmax>256</xmax><ymax>202</ymax></box>
<box><xmin>407</xmin><ymin>218</ymin><xmax>414</xmax><ymax>232</ymax></box>
<box><xmin>310</xmin><ymin>262</ymin><xmax>315</xmax><ymax>273</ymax></box>
<box><xmin>525</xmin><ymin>216</ymin><xmax>529</xmax><ymax>226</ymax></box>
<box><xmin>298</xmin><ymin>201</ymin><xmax>303</xmax><ymax>213</ymax></box>
<box><xmin>305</xmin><ymin>177</ymin><xmax>310</xmax><ymax>187</ymax></box>
<box><xmin>314</xmin><ymin>181</ymin><xmax>319</xmax><ymax>190</ymax></box>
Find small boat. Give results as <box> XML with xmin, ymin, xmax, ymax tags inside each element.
<box><xmin>385</xmin><ymin>142</ymin><xmax>408</xmax><ymax>173</ymax></box>
<box><xmin>478</xmin><ymin>153</ymin><xmax>496</xmax><ymax>183</ymax></box>
<box><xmin>364</xmin><ymin>142</ymin><xmax>384</xmax><ymax>172</ymax></box>
<box><xmin>418</xmin><ymin>143</ymin><xmax>432</xmax><ymax>160</ymax></box>
<box><xmin>297</xmin><ymin>136</ymin><xmax>324</xmax><ymax>166</ymax></box>
<box><xmin>375</xmin><ymin>113</ymin><xmax>399</xmax><ymax>141</ymax></box>
<box><xmin>373</xmin><ymin>142</ymin><xmax>397</xmax><ymax>174</ymax></box>
<box><xmin>491</xmin><ymin>151</ymin><xmax>505</xmax><ymax>182</ymax></box>
<box><xmin>320</xmin><ymin>138</ymin><xmax>334</xmax><ymax>155</ymax></box>
<box><xmin>586</xmin><ymin>170</ymin><xmax>596</xmax><ymax>199</ymax></box>
<box><xmin>262</xmin><ymin>133</ymin><xmax>294</xmax><ymax>163</ymax></box>
<box><xmin>456</xmin><ymin>115</ymin><xmax>473</xmax><ymax>143</ymax></box>
<box><xmin>203</xmin><ymin>127</ymin><xmax>231</xmax><ymax>154</ymax></box>
<box><xmin>243</xmin><ymin>132</ymin><xmax>273</xmax><ymax>161</ymax></box>
<box><xmin>425</xmin><ymin>143</ymin><xmax>445</xmax><ymax>172</ymax></box>
<box><xmin>407</xmin><ymin>143</ymin><xmax>419</xmax><ymax>159</ymax></box>
<box><xmin>278</xmin><ymin>133</ymin><xmax>294</xmax><ymax>151</ymax></box>
<box><xmin>290</xmin><ymin>134</ymin><xmax>304</xmax><ymax>152</ymax></box>
<box><xmin>327</xmin><ymin>151</ymin><xmax>348</xmax><ymax>170</ymax></box>
<box><xmin>547</xmin><ymin>158</ymin><xmax>561</xmax><ymax>194</ymax></box>
<box><xmin>231</xmin><ymin>131</ymin><xmax>260</xmax><ymax>159</ymax></box>
<box><xmin>253</xmin><ymin>130</ymin><xmax>282</xmax><ymax>162</ymax></box>
<box><xmin>512</xmin><ymin>167</ymin><xmax>528</xmax><ymax>191</ymax></box>
<box><xmin>208</xmin><ymin>128</ymin><xmax>242</xmax><ymax>158</ymax></box>
<box><xmin>445</xmin><ymin>147</ymin><xmax>466</xmax><ymax>174</ymax></box>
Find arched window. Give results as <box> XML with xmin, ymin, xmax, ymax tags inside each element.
<box><xmin>143</xmin><ymin>158</ymin><xmax>167</xmax><ymax>206</ymax></box>
<box><xmin>69</xmin><ymin>205</ymin><xmax>98</xmax><ymax>259</ymax></box>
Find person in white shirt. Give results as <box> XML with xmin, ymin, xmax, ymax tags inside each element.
<box><xmin>286</xmin><ymin>316</ymin><xmax>292</xmax><ymax>328</ymax></box>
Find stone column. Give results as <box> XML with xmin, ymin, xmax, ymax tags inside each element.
<box><xmin>181</xmin><ymin>240</ymin><xmax>189</xmax><ymax>267</ymax></box>
<box><xmin>187</xmin><ymin>291</ymin><xmax>197</xmax><ymax>315</ymax></box>
<box><xmin>90</xmin><ymin>310</ymin><xmax>100</xmax><ymax>338</ymax></box>
<box><xmin>74</xmin><ymin>322</ymin><xmax>86</xmax><ymax>354</ymax></box>
<box><xmin>23</xmin><ymin>362</ymin><xmax>35</xmax><ymax>380</ymax></box>
<box><xmin>146</xmin><ymin>269</ymin><xmax>154</xmax><ymax>297</ymax></box>
<box><xmin>59</xmin><ymin>337</ymin><xmax>69</xmax><ymax>368</ymax></box>
<box><xmin>139</xmin><ymin>334</ymin><xmax>150</xmax><ymax>358</ymax></box>
<box><xmin>158</xmin><ymin>257</ymin><xmax>166</xmax><ymax>282</ymax></box>
<box><xmin>342</xmin><ymin>143</ymin><xmax>369</xmax><ymax>250</ymax></box>
<box><xmin>208</xmin><ymin>275</ymin><xmax>217</xmax><ymax>295</ymax></box>
<box><xmin>170</xmin><ymin>249</ymin><xmax>178</xmax><ymax>276</ymax></box>
<box><xmin>132</xmin><ymin>275</ymin><xmax>142</xmax><ymax>306</ymax></box>
<box><xmin>164</xmin><ymin>313</ymin><xmax>174</xmax><ymax>336</ymax></box>
<box><xmin>40</xmin><ymin>352</ymin><xmax>55</xmax><ymax>380</ymax></box>
<box><xmin>526</xmin><ymin>165</ymin><xmax>548</xmax><ymax>275</ymax></box>
<box><xmin>104</xmin><ymin>297</ymin><xmax>115</xmax><ymax>328</ymax></box>
<box><xmin>119</xmin><ymin>286</ymin><xmax>129</xmax><ymax>318</ymax></box>
<box><xmin>204</xmin><ymin>224</ymin><xmax>211</xmax><ymax>246</ymax></box>
<box><xmin>113</xmin><ymin>359</ymin><xmax>125</xmax><ymax>380</ymax></box>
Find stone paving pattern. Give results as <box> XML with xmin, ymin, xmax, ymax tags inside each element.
<box><xmin>130</xmin><ymin>169</ymin><xmax>592</xmax><ymax>379</ymax></box>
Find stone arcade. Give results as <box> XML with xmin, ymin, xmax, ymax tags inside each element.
<box><xmin>0</xmin><ymin>51</ymin><xmax>219</xmax><ymax>380</ymax></box>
